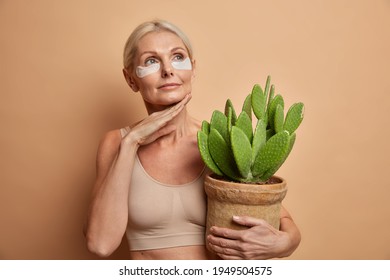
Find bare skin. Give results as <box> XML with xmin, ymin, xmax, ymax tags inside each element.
<box><xmin>130</xmin><ymin>245</ymin><xmax>214</xmax><ymax>260</ymax></box>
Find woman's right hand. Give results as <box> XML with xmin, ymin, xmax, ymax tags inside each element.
<box><xmin>123</xmin><ymin>93</ymin><xmax>192</xmax><ymax>146</ymax></box>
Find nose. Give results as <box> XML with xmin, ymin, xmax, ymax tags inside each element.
<box><xmin>161</xmin><ymin>60</ymin><xmax>174</xmax><ymax>77</ymax></box>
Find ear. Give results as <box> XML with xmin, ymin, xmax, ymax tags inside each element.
<box><xmin>122</xmin><ymin>68</ymin><xmax>139</xmax><ymax>92</ymax></box>
<box><xmin>191</xmin><ymin>59</ymin><xmax>196</xmax><ymax>80</ymax></box>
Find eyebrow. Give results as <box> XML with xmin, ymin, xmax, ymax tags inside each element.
<box><xmin>139</xmin><ymin>47</ymin><xmax>188</xmax><ymax>57</ymax></box>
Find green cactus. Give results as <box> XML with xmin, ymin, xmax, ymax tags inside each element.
<box><xmin>197</xmin><ymin>75</ymin><xmax>304</xmax><ymax>183</ymax></box>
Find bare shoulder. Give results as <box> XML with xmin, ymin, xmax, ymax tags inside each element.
<box><xmin>95</xmin><ymin>129</ymin><xmax>122</xmax><ymax>169</ymax></box>
<box><xmin>98</xmin><ymin>129</ymin><xmax>122</xmax><ymax>153</ymax></box>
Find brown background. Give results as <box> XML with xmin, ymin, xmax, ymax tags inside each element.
<box><xmin>1</xmin><ymin>0</ymin><xmax>389</xmax><ymax>259</ymax></box>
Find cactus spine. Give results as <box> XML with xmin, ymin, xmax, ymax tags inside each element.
<box><xmin>197</xmin><ymin>75</ymin><xmax>304</xmax><ymax>183</ymax></box>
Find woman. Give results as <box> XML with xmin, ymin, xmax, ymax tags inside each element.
<box><xmin>85</xmin><ymin>20</ymin><xmax>301</xmax><ymax>260</ymax></box>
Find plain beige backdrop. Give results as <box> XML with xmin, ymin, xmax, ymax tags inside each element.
<box><xmin>1</xmin><ymin>0</ymin><xmax>389</xmax><ymax>259</ymax></box>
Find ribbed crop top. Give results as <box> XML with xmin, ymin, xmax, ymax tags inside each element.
<box><xmin>120</xmin><ymin>127</ymin><xmax>207</xmax><ymax>251</ymax></box>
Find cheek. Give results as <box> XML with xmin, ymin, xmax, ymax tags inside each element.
<box><xmin>180</xmin><ymin>70</ymin><xmax>195</xmax><ymax>84</ymax></box>
<box><xmin>180</xmin><ymin>72</ymin><xmax>194</xmax><ymax>92</ymax></box>
<box><xmin>136</xmin><ymin>76</ymin><xmax>158</xmax><ymax>92</ymax></box>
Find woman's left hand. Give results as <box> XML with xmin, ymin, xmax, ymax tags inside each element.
<box><xmin>206</xmin><ymin>215</ymin><xmax>295</xmax><ymax>260</ymax></box>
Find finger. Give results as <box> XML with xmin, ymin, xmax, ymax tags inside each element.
<box><xmin>147</xmin><ymin>124</ymin><xmax>176</xmax><ymax>143</ymax></box>
<box><xmin>207</xmin><ymin>232</ymin><xmax>243</xmax><ymax>251</ymax></box>
<box><xmin>166</xmin><ymin>93</ymin><xmax>192</xmax><ymax>115</ymax></box>
<box><xmin>179</xmin><ymin>92</ymin><xmax>192</xmax><ymax>105</ymax></box>
<box><xmin>138</xmin><ymin>124</ymin><xmax>178</xmax><ymax>145</ymax></box>
<box><xmin>163</xmin><ymin>93</ymin><xmax>191</xmax><ymax>113</ymax></box>
<box><xmin>129</xmin><ymin>94</ymin><xmax>192</xmax><ymax>144</ymax></box>
<box><xmin>207</xmin><ymin>240</ymin><xmax>243</xmax><ymax>259</ymax></box>
<box><xmin>209</xmin><ymin>225</ymin><xmax>243</xmax><ymax>240</ymax></box>
<box><xmin>153</xmin><ymin>94</ymin><xmax>192</xmax><ymax>125</ymax></box>
<box><xmin>232</xmin><ymin>215</ymin><xmax>268</xmax><ymax>227</ymax></box>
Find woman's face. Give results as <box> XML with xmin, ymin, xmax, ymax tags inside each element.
<box><xmin>129</xmin><ymin>31</ymin><xmax>195</xmax><ymax>110</ymax></box>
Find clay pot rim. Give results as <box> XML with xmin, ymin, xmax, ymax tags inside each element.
<box><xmin>205</xmin><ymin>173</ymin><xmax>287</xmax><ymax>192</ymax></box>
<box><xmin>204</xmin><ymin>173</ymin><xmax>287</xmax><ymax>205</ymax></box>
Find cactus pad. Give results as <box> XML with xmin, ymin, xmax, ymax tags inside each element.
<box><xmin>284</xmin><ymin>102</ymin><xmax>305</xmax><ymax>134</ymax></box>
<box><xmin>197</xmin><ymin>130</ymin><xmax>223</xmax><ymax>176</ymax></box>
<box><xmin>252</xmin><ymin>131</ymin><xmax>290</xmax><ymax>178</ymax></box>
<box><xmin>231</xmin><ymin>126</ymin><xmax>252</xmax><ymax>178</ymax></box>
<box><xmin>208</xmin><ymin>128</ymin><xmax>240</xmax><ymax>180</ymax></box>
<box><xmin>235</xmin><ymin>111</ymin><xmax>253</xmax><ymax>142</ymax></box>
<box><xmin>210</xmin><ymin>110</ymin><xmax>229</xmax><ymax>144</ymax></box>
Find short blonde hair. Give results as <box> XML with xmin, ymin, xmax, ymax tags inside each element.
<box><xmin>123</xmin><ymin>19</ymin><xmax>193</xmax><ymax>71</ymax></box>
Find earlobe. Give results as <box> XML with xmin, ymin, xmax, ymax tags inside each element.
<box><xmin>122</xmin><ymin>68</ymin><xmax>139</xmax><ymax>92</ymax></box>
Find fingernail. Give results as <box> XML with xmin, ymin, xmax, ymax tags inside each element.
<box><xmin>233</xmin><ymin>215</ymin><xmax>240</xmax><ymax>221</ymax></box>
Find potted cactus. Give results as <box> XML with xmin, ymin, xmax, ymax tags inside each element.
<box><xmin>197</xmin><ymin>75</ymin><xmax>304</xmax><ymax>248</ymax></box>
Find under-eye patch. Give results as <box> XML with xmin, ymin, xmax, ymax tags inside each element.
<box><xmin>171</xmin><ymin>57</ymin><xmax>192</xmax><ymax>70</ymax></box>
<box><xmin>136</xmin><ymin>63</ymin><xmax>160</xmax><ymax>78</ymax></box>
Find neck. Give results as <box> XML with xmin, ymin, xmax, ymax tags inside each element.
<box><xmin>145</xmin><ymin>102</ymin><xmax>196</xmax><ymax>143</ymax></box>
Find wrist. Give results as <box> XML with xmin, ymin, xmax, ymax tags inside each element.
<box><xmin>120</xmin><ymin>135</ymin><xmax>139</xmax><ymax>152</ymax></box>
<box><xmin>279</xmin><ymin>229</ymin><xmax>301</xmax><ymax>258</ymax></box>
<box><xmin>278</xmin><ymin>232</ymin><xmax>294</xmax><ymax>258</ymax></box>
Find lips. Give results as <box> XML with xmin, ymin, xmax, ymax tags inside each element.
<box><xmin>158</xmin><ymin>83</ymin><xmax>181</xmax><ymax>89</ymax></box>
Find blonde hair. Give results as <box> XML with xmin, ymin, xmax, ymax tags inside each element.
<box><xmin>123</xmin><ymin>20</ymin><xmax>193</xmax><ymax>71</ymax></box>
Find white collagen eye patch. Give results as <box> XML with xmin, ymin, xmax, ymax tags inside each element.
<box><xmin>136</xmin><ymin>63</ymin><xmax>160</xmax><ymax>78</ymax></box>
<box><xmin>171</xmin><ymin>57</ymin><xmax>192</xmax><ymax>70</ymax></box>
<box><xmin>135</xmin><ymin>57</ymin><xmax>192</xmax><ymax>78</ymax></box>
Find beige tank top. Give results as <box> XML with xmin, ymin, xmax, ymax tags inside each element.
<box><xmin>120</xmin><ymin>127</ymin><xmax>207</xmax><ymax>251</ymax></box>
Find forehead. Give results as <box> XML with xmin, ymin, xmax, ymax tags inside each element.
<box><xmin>136</xmin><ymin>31</ymin><xmax>187</xmax><ymax>55</ymax></box>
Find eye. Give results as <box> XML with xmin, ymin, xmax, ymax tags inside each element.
<box><xmin>172</xmin><ymin>53</ymin><xmax>185</xmax><ymax>61</ymax></box>
<box><xmin>144</xmin><ymin>57</ymin><xmax>159</xmax><ymax>66</ymax></box>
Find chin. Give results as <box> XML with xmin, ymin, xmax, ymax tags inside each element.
<box><xmin>160</xmin><ymin>92</ymin><xmax>187</xmax><ymax>104</ymax></box>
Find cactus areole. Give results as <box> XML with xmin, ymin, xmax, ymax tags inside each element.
<box><xmin>197</xmin><ymin>75</ymin><xmax>304</xmax><ymax>184</ymax></box>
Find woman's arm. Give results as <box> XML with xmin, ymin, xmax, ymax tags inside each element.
<box><xmin>85</xmin><ymin>130</ymin><xmax>138</xmax><ymax>257</ymax></box>
<box><xmin>278</xmin><ymin>205</ymin><xmax>301</xmax><ymax>257</ymax></box>
<box><xmin>85</xmin><ymin>94</ymin><xmax>192</xmax><ymax>257</ymax></box>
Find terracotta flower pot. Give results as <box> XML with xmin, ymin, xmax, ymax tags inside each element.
<box><xmin>204</xmin><ymin>173</ymin><xmax>287</xmax><ymax>248</ymax></box>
